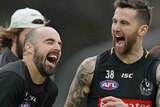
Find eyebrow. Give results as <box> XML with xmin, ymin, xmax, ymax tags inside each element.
<box><xmin>45</xmin><ymin>38</ymin><xmax>63</xmax><ymax>47</ymax></box>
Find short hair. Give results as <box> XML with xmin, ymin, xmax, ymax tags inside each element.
<box><xmin>23</xmin><ymin>28</ymin><xmax>38</xmax><ymax>47</ymax></box>
<box><xmin>114</xmin><ymin>0</ymin><xmax>153</xmax><ymax>26</ymax></box>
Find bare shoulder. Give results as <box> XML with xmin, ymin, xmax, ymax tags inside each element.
<box><xmin>79</xmin><ymin>56</ymin><xmax>97</xmax><ymax>74</ymax></box>
<box><xmin>156</xmin><ymin>64</ymin><xmax>160</xmax><ymax>106</ymax></box>
<box><xmin>63</xmin><ymin>56</ymin><xmax>97</xmax><ymax>107</ymax></box>
<box><xmin>156</xmin><ymin>64</ymin><xmax>160</xmax><ymax>84</ymax></box>
<box><xmin>75</xmin><ymin>56</ymin><xmax>97</xmax><ymax>86</ymax></box>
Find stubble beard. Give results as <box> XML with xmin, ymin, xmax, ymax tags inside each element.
<box><xmin>114</xmin><ymin>32</ymin><xmax>138</xmax><ymax>55</ymax></box>
<box><xmin>33</xmin><ymin>49</ymin><xmax>56</xmax><ymax>77</ymax></box>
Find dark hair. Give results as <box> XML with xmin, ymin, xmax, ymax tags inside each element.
<box><xmin>0</xmin><ymin>27</ymin><xmax>15</xmax><ymax>52</ymax></box>
<box><xmin>114</xmin><ymin>0</ymin><xmax>153</xmax><ymax>26</ymax></box>
<box><xmin>32</xmin><ymin>18</ymin><xmax>50</xmax><ymax>25</ymax></box>
<box><xmin>23</xmin><ymin>28</ymin><xmax>39</xmax><ymax>52</ymax></box>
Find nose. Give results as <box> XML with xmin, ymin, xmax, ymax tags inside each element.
<box><xmin>54</xmin><ymin>42</ymin><xmax>62</xmax><ymax>52</ymax></box>
<box><xmin>112</xmin><ymin>22</ymin><xmax>121</xmax><ymax>32</ymax></box>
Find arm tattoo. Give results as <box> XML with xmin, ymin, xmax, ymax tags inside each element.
<box><xmin>64</xmin><ymin>56</ymin><xmax>96</xmax><ymax>107</ymax></box>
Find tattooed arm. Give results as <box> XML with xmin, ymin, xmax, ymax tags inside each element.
<box><xmin>156</xmin><ymin>64</ymin><xmax>160</xmax><ymax>107</ymax></box>
<box><xmin>64</xmin><ymin>56</ymin><xmax>97</xmax><ymax>107</ymax></box>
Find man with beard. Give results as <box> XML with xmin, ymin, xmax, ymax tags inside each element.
<box><xmin>0</xmin><ymin>7</ymin><xmax>48</xmax><ymax>67</ymax></box>
<box><xmin>64</xmin><ymin>0</ymin><xmax>160</xmax><ymax>107</ymax></box>
<box><xmin>0</xmin><ymin>26</ymin><xmax>62</xmax><ymax>107</ymax></box>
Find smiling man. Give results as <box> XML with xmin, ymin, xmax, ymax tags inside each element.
<box><xmin>0</xmin><ymin>26</ymin><xmax>62</xmax><ymax>107</ymax></box>
<box><xmin>64</xmin><ymin>0</ymin><xmax>160</xmax><ymax>107</ymax></box>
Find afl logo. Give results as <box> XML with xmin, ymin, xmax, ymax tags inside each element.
<box><xmin>100</xmin><ymin>80</ymin><xmax>119</xmax><ymax>90</ymax></box>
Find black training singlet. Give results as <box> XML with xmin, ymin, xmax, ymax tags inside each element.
<box><xmin>87</xmin><ymin>49</ymin><xmax>160</xmax><ymax>107</ymax></box>
<box><xmin>0</xmin><ymin>60</ymin><xmax>58</xmax><ymax>107</ymax></box>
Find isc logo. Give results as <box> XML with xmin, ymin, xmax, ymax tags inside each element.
<box><xmin>100</xmin><ymin>80</ymin><xmax>119</xmax><ymax>90</ymax></box>
<box><xmin>121</xmin><ymin>73</ymin><xmax>133</xmax><ymax>78</ymax></box>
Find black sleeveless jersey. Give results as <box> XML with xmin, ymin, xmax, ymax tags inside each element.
<box><xmin>87</xmin><ymin>49</ymin><xmax>160</xmax><ymax>107</ymax></box>
<box><xmin>0</xmin><ymin>60</ymin><xmax>58</xmax><ymax>107</ymax></box>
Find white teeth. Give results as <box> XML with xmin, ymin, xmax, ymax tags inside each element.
<box><xmin>50</xmin><ymin>55</ymin><xmax>57</xmax><ymax>59</ymax></box>
<box><xmin>115</xmin><ymin>35</ymin><xmax>122</xmax><ymax>37</ymax></box>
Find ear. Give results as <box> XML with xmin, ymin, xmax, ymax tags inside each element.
<box><xmin>138</xmin><ymin>25</ymin><xmax>149</xmax><ymax>37</ymax></box>
<box><xmin>24</xmin><ymin>43</ymin><xmax>34</xmax><ymax>54</ymax></box>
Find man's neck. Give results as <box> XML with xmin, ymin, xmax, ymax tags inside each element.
<box><xmin>11</xmin><ymin>42</ymin><xmax>19</xmax><ymax>58</ymax></box>
<box><xmin>115</xmin><ymin>49</ymin><xmax>144</xmax><ymax>64</ymax></box>
<box><xmin>22</xmin><ymin>56</ymin><xmax>46</xmax><ymax>85</ymax></box>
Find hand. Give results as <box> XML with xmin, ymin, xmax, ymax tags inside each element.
<box><xmin>100</xmin><ymin>96</ymin><xmax>128</xmax><ymax>107</ymax></box>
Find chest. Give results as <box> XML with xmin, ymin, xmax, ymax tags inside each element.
<box><xmin>91</xmin><ymin>55</ymin><xmax>157</xmax><ymax>99</ymax></box>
